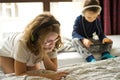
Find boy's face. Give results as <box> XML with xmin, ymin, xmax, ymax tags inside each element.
<box><xmin>84</xmin><ymin>10</ymin><xmax>99</xmax><ymax>22</ymax></box>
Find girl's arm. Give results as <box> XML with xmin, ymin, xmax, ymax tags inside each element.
<box><xmin>14</xmin><ymin>60</ymin><xmax>68</xmax><ymax>80</ymax></box>
<box><xmin>15</xmin><ymin>60</ymin><xmax>41</xmax><ymax>75</ymax></box>
<box><xmin>14</xmin><ymin>60</ymin><xmax>27</xmax><ymax>75</ymax></box>
<box><xmin>27</xmin><ymin>63</ymin><xmax>41</xmax><ymax>71</ymax></box>
<box><xmin>43</xmin><ymin>53</ymin><xmax>57</xmax><ymax>71</ymax></box>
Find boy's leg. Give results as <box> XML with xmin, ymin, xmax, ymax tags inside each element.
<box><xmin>0</xmin><ymin>56</ymin><xmax>14</xmax><ymax>74</ymax></box>
<box><xmin>93</xmin><ymin>42</ymin><xmax>117</xmax><ymax>60</ymax></box>
<box><xmin>86</xmin><ymin>39</ymin><xmax>116</xmax><ymax>60</ymax></box>
<box><xmin>102</xmin><ymin>43</ymin><xmax>112</xmax><ymax>52</ymax></box>
<box><xmin>72</xmin><ymin>38</ymin><xmax>96</xmax><ymax>62</ymax></box>
<box><xmin>101</xmin><ymin>51</ymin><xmax>116</xmax><ymax>60</ymax></box>
<box><xmin>101</xmin><ymin>43</ymin><xmax>117</xmax><ymax>60</ymax></box>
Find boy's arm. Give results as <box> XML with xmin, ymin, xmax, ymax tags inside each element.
<box><xmin>72</xmin><ymin>16</ymin><xmax>84</xmax><ymax>40</ymax></box>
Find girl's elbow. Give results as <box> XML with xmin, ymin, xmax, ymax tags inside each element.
<box><xmin>15</xmin><ymin>71</ymin><xmax>27</xmax><ymax>76</ymax></box>
<box><xmin>53</xmin><ymin>68</ymin><xmax>57</xmax><ymax>71</ymax></box>
<box><xmin>47</xmin><ymin>66</ymin><xmax>57</xmax><ymax>71</ymax></box>
<box><xmin>15</xmin><ymin>73</ymin><xmax>21</xmax><ymax>76</ymax></box>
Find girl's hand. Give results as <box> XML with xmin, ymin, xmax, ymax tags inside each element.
<box><xmin>49</xmin><ymin>71</ymin><xmax>69</xmax><ymax>80</ymax></box>
<box><xmin>82</xmin><ymin>38</ymin><xmax>93</xmax><ymax>48</ymax></box>
<box><xmin>102</xmin><ymin>38</ymin><xmax>113</xmax><ymax>44</ymax></box>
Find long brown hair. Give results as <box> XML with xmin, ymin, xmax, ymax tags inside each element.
<box><xmin>23</xmin><ymin>12</ymin><xmax>62</xmax><ymax>60</ymax></box>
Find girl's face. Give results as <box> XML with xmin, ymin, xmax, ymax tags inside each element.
<box><xmin>43</xmin><ymin>32</ymin><xmax>59</xmax><ymax>53</ymax></box>
<box><xmin>84</xmin><ymin>10</ymin><xmax>99</xmax><ymax>22</ymax></box>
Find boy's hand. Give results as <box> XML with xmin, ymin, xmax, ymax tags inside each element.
<box><xmin>102</xmin><ymin>38</ymin><xmax>113</xmax><ymax>44</ymax></box>
<box><xmin>82</xmin><ymin>38</ymin><xmax>93</xmax><ymax>48</ymax></box>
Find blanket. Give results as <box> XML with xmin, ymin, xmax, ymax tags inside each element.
<box><xmin>0</xmin><ymin>57</ymin><xmax>120</xmax><ymax>80</ymax></box>
<box><xmin>57</xmin><ymin>37</ymin><xmax>76</xmax><ymax>53</ymax></box>
<box><xmin>59</xmin><ymin>57</ymin><xmax>120</xmax><ymax>80</ymax></box>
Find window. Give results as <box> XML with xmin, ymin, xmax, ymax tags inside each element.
<box><xmin>0</xmin><ymin>3</ymin><xmax>43</xmax><ymax>33</ymax></box>
<box><xmin>0</xmin><ymin>1</ymin><xmax>84</xmax><ymax>39</ymax></box>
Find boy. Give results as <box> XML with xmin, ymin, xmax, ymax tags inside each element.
<box><xmin>72</xmin><ymin>0</ymin><xmax>116</xmax><ymax>62</ymax></box>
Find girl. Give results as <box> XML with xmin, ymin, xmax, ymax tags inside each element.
<box><xmin>0</xmin><ymin>12</ymin><xmax>68</xmax><ymax>80</ymax></box>
<box><xmin>72</xmin><ymin>0</ymin><xmax>116</xmax><ymax>62</ymax></box>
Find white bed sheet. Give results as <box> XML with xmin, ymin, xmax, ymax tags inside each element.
<box><xmin>0</xmin><ymin>57</ymin><xmax>120</xmax><ymax>80</ymax></box>
<box><xmin>58</xmin><ymin>57</ymin><xmax>120</xmax><ymax>80</ymax></box>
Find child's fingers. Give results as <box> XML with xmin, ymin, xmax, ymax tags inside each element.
<box><xmin>60</xmin><ymin>71</ymin><xmax>69</xmax><ymax>74</ymax></box>
<box><xmin>103</xmin><ymin>38</ymin><xmax>113</xmax><ymax>44</ymax></box>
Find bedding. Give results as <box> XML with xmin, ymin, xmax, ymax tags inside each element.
<box><xmin>0</xmin><ymin>57</ymin><xmax>120</xmax><ymax>80</ymax></box>
<box><xmin>0</xmin><ymin>35</ymin><xmax>120</xmax><ymax>80</ymax></box>
<box><xmin>59</xmin><ymin>57</ymin><xmax>120</xmax><ymax>80</ymax></box>
<box><xmin>57</xmin><ymin>37</ymin><xmax>76</xmax><ymax>53</ymax></box>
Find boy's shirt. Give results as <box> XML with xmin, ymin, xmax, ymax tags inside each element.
<box><xmin>72</xmin><ymin>15</ymin><xmax>106</xmax><ymax>41</ymax></box>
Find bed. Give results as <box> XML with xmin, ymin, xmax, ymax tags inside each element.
<box><xmin>0</xmin><ymin>35</ymin><xmax>120</xmax><ymax>80</ymax></box>
<box><xmin>0</xmin><ymin>57</ymin><xmax>120</xmax><ymax>80</ymax></box>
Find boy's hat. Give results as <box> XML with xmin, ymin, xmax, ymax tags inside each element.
<box><xmin>82</xmin><ymin>5</ymin><xmax>102</xmax><ymax>15</ymax></box>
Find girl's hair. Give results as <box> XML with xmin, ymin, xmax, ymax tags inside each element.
<box><xmin>82</xmin><ymin>0</ymin><xmax>101</xmax><ymax>14</ymax></box>
<box><xmin>23</xmin><ymin>12</ymin><xmax>62</xmax><ymax>60</ymax></box>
